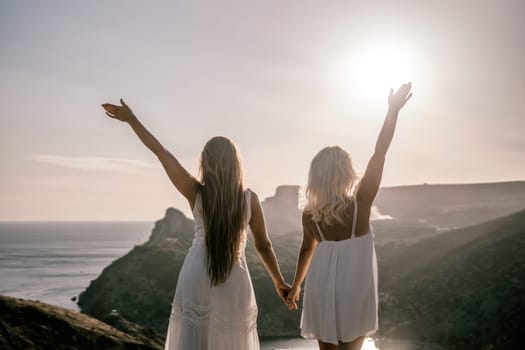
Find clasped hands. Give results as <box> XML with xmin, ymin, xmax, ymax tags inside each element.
<box><xmin>275</xmin><ymin>282</ymin><xmax>301</xmax><ymax>311</ymax></box>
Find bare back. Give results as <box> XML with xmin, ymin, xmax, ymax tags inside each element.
<box><xmin>305</xmin><ymin>195</ymin><xmax>373</xmax><ymax>242</ymax></box>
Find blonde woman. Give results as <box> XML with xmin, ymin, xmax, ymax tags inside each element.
<box><xmin>287</xmin><ymin>83</ymin><xmax>413</xmax><ymax>350</ymax></box>
<box><xmin>101</xmin><ymin>101</ymin><xmax>290</xmax><ymax>350</ymax></box>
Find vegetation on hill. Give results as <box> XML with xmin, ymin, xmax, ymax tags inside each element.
<box><xmin>78</xmin><ymin>183</ymin><xmax>525</xmax><ymax>349</ymax></box>
<box><xmin>379</xmin><ymin>209</ymin><xmax>525</xmax><ymax>350</ymax></box>
<box><xmin>78</xmin><ymin>230</ymin><xmax>301</xmax><ymax>337</ymax></box>
<box><xmin>78</xmin><ymin>239</ymin><xmax>190</xmax><ymax>334</ymax></box>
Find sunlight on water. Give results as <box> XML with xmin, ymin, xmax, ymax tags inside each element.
<box><xmin>362</xmin><ymin>338</ymin><xmax>379</xmax><ymax>350</ymax></box>
<box><xmin>261</xmin><ymin>337</ymin><xmax>378</xmax><ymax>350</ymax></box>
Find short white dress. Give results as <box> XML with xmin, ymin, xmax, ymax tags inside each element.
<box><xmin>300</xmin><ymin>200</ymin><xmax>378</xmax><ymax>344</ymax></box>
<box><xmin>164</xmin><ymin>190</ymin><xmax>259</xmax><ymax>350</ymax></box>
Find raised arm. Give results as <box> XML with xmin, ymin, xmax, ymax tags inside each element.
<box><xmin>357</xmin><ymin>83</ymin><xmax>412</xmax><ymax>206</ymax></box>
<box><xmin>102</xmin><ymin>99</ymin><xmax>199</xmax><ymax>207</ymax></box>
<box><xmin>286</xmin><ymin>213</ymin><xmax>318</xmax><ymax>310</ymax></box>
<box><xmin>248</xmin><ymin>191</ymin><xmax>290</xmax><ymax>302</ymax></box>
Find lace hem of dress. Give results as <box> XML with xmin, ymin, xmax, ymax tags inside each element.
<box><xmin>170</xmin><ymin>301</ymin><xmax>258</xmax><ymax>333</ymax></box>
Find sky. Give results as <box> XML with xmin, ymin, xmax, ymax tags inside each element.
<box><xmin>1</xmin><ymin>0</ymin><xmax>524</xmax><ymax>221</ymax></box>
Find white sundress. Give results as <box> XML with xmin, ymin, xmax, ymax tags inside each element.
<box><xmin>164</xmin><ymin>189</ymin><xmax>259</xmax><ymax>350</ymax></box>
<box><xmin>300</xmin><ymin>199</ymin><xmax>378</xmax><ymax>344</ymax></box>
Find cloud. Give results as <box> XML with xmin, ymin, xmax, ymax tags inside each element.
<box><xmin>32</xmin><ymin>154</ymin><xmax>160</xmax><ymax>173</ymax></box>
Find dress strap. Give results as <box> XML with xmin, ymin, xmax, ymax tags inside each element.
<box><xmin>314</xmin><ymin>221</ymin><xmax>326</xmax><ymax>241</ymax></box>
<box><xmin>351</xmin><ymin>198</ymin><xmax>358</xmax><ymax>238</ymax></box>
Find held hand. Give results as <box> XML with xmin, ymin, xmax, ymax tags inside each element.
<box><xmin>286</xmin><ymin>285</ymin><xmax>301</xmax><ymax>311</ymax></box>
<box><xmin>388</xmin><ymin>82</ymin><xmax>413</xmax><ymax>111</ymax></box>
<box><xmin>101</xmin><ymin>98</ymin><xmax>136</xmax><ymax>123</ymax></box>
<box><xmin>274</xmin><ymin>281</ymin><xmax>292</xmax><ymax>305</ymax></box>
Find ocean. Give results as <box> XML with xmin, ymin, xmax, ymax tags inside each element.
<box><xmin>0</xmin><ymin>221</ymin><xmax>333</xmax><ymax>349</ymax></box>
<box><xmin>0</xmin><ymin>222</ymin><xmax>445</xmax><ymax>350</ymax></box>
<box><xmin>0</xmin><ymin>221</ymin><xmax>153</xmax><ymax>310</ymax></box>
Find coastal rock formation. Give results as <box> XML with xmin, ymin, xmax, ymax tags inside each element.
<box><xmin>78</xmin><ymin>238</ymin><xmax>192</xmax><ymax>335</ymax></box>
<box><xmin>0</xmin><ymin>295</ymin><xmax>163</xmax><ymax>350</ymax></box>
<box><xmin>78</xmin><ymin>208</ymin><xmax>299</xmax><ymax>337</ymax></box>
<box><xmin>78</xmin><ymin>183</ymin><xmax>525</xmax><ymax>349</ymax></box>
<box><xmin>375</xmin><ymin>181</ymin><xmax>525</xmax><ymax>228</ymax></box>
<box><xmin>148</xmin><ymin>207</ymin><xmax>194</xmax><ymax>241</ymax></box>
<box><xmin>257</xmin><ymin>182</ymin><xmax>525</xmax><ymax>232</ymax></box>
<box><xmin>261</xmin><ymin>185</ymin><xmax>302</xmax><ymax>235</ymax></box>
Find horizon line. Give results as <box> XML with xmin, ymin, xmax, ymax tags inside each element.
<box><xmin>1</xmin><ymin>179</ymin><xmax>524</xmax><ymax>223</ymax></box>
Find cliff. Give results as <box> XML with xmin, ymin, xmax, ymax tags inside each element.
<box><xmin>78</xmin><ymin>238</ymin><xmax>191</xmax><ymax>335</ymax></box>
<box><xmin>258</xmin><ymin>182</ymin><xmax>525</xmax><ymax>231</ymax></box>
<box><xmin>375</xmin><ymin>181</ymin><xmax>525</xmax><ymax>228</ymax></box>
<box><xmin>261</xmin><ymin>185</ymin><xmax>302</xmax><ymax>235</ymax></box>
<box><xmin>148</xmin><ymin>207</ymin><xmax>194</xmax><ymax>241</ymax></box>
<box><xmin>379</xmin><ymin>209</ymin><xmax>525</xmax><ymax>349</ymax></box>
<box><xmin>0</xmin><ymin>295</ymin><xmax>163</xmax><ymax>350</ymax></box>
<box><xmin>78</xmin><ymin>182</ymin><xmax>525</xmax><ymax>349</ymax></box>
<box><xmin>78</xmin><ymin>209</ymin><xmax>299</xmax><ymax>337</ymax></box>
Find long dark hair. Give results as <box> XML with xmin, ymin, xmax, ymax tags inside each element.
<box><xmin>199</xmin><ymin>136</ymin><xmax>246</xmax><ymax>286</ymax></box>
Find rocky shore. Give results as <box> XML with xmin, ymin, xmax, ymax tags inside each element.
<box><xmin>0</xmin><ymin>295</ymin><xmax>164</xmax><ymax>350</ymax></box>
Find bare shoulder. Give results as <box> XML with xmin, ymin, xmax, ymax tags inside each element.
<box><xmin>247</xmin><ymin>189</ymin><xmax>263</xmax><ymax>225</ymax></box>
<box><xmin>248</xmin><ymin>189</ymin><xmax>260</xmax><ymax>206</ymax></box>
<box><xmin>301</xmin><ymin>210</ymin><xmax>314</xmax><ymax>229</ymax></box>
<box><xmin>301</xmin><ymin>210</ymin><xmax>318</xmax><ymax>242</ymax></box>
<box><xmin>301</xmin><ymin>210</ymin><xmax>311</xmax><ymax>222</ymax></box>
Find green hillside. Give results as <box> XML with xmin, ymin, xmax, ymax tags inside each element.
<box><xmin>78</xmin><ymin>219</ymin><xmax>302</xmax><ymax>336</ymax></box>
<box><xmin>78</xmin><ymin>192</ymin><xmax>525</xmax><ymax>348</ymax></box>
<box><xmin>379</xmin><ymin>209</ymin><xmax>525</xmax><ymax>349</ymax></box>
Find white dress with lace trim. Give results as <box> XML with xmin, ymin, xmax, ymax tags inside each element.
<box><xmin>164</xmin><ymin>189</ymin><xmax>259</xmax><ymax>350</ymax></box>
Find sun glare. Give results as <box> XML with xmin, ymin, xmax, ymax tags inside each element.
<box><xmin>362</xmin><ymin>338</ymin><xmax>379</xmax><ymax>350</ymax></box>
<box><xmin>335</xmin><ymin>41</ymin><xmax>421</xmax><ymax>101</ymax></box>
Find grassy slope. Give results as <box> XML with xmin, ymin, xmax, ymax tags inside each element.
<box><xmin>379</xmin><ymin>209</ymin><xmax>525</xmax><ymax>349</ymax></box>
<box><xmin>78</xmin><ymin>184</ymin><xmax>525</xmax><ymax>346</ymax></box>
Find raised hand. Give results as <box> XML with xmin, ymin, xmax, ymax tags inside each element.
<box><xmin>101</xmin><ymin>98</ymin><xmax>136</xmax><ymax>123</ymax></box>
<box><xmin>388</xmin><ymin>82</ymin><xmax>413</xmax><ymax>111</ymax></box>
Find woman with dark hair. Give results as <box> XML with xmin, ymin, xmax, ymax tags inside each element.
<box><xmin>101</xmin><ymin>100</ymin><xmax>290</xmax><ymax>350</ymax></box>
<box><xmin>286</xmin><ymin>83</ymin><xmax>413</xmax><ymax>350</ymax></box>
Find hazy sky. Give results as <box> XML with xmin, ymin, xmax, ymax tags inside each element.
<box><xmin>1</xmin><ymin>0</ymin><xmax>524</xmax><ymax>221</ymax></box>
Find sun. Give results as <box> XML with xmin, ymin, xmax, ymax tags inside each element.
<box><xmin>335</xmin><ymin>40</ymin><xmax>421</xmax><ymax>101</ymax></box>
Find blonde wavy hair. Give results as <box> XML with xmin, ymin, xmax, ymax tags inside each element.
<box><xmin>199</xmin><ymin>136</ymin><xmax>247</xmax><ymax>286</ymax></box>
<box><xmin>304</xmin><ymin>146</ymin><xmax>358</xmax><ymax>226</ymax></box>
